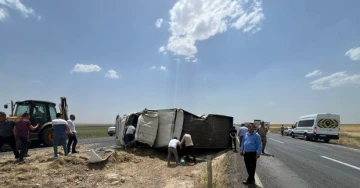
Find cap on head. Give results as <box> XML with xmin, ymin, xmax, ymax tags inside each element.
<box><xmin>22</xmin><ymin>112</ymin><xmax>30</xmax><ymax>117</ymax></box>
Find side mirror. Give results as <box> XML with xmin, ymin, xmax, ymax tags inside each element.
<box><xmin>4</xmin><ymin>104</ymin><xmax>8</xmax><ymax>109</ymax></box>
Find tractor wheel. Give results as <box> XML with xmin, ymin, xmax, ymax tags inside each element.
<box><xmin>41</xmin><ymin>127</ymin><xmax>54</xmax><ymax>146</ymax></box>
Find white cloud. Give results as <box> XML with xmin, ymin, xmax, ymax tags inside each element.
<box><xmin>105</xmin><ymin>70</ymin><xmax>119</xmax><ymax>79</ymax></box>
<box><xmin>267</xmin><ymin>102</ymin><xmax>276</xmax><ymax>106</ymax></box>
<box><xmin>71</xmin><ymin>64</ymin><xmax>101</xmax><ymax>73</ymax></box>
<box><xmin>150</xmin><ymin>66</ymin><xmax>168</xmax><ymax>71</ymax></box>
<box><xmin>155</xmin><ymin>18</ymin><xmax>163</xmax><ymax>28</ymax></box>
<box><xmin>345</xmin><ymin>47</ymin><xmax>360</xmax><ymax>61</ymax></box>
<box><xmin>310</xmin><ymin>71</ymin><xmax>360</xmax><ymax>90</ymax></box>
<box><xmin>305</xmin><ymin>70</ymin><xmax>322</xmax><ymax>78</ymax></box>
<box><xmin>165</xmin><ymin>0</ymin><xmax>264</xmax><ymax>61</ymax></box>
<box><xmin>159</xmin><ymin>66</ymin><xmax>167</xmax><ymax>71</ymax></box>
<box><xmin>159</xmin><ymin>46</ymin><xmax>167</xmax><ymax>55</ymax></box>
<box><xmin>0</xmin><ymin>0</ymin><xmax>40</xmax><ymax>20</ymax></box>
<box><xmin>0</xmin><ymin>8</ymin><xmax>8</xmax><ymax>21</ymax></box>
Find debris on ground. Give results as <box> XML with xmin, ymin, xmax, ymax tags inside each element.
<box><xmin>0</xmin><ymin>146</ymin><xmax>229</xmax><ymax>188</ymax></box>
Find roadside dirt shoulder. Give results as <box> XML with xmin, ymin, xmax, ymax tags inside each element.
<box><xmin>225</xmin><ymin>151</ymin><xmax>249</xmax><ymax>188</ymax></box>
<box><xmin>0</xmin><ymin>145</ymin><xmax>209</xmax><ymax>188</ymax></box>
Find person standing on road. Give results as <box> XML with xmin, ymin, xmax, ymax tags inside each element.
<box><xmin>229</xmin><ymin>126</ymin><xmax>237</xmax><ymax>152</ymax></box>
<box><xmin>240</xmin><ymin>123</ymin><xmax>262</xmax><ymax>185</ymax></box>
<box><xmin>257</xmin><ymin>121</ymin><xmax>268</xmax><ymax>154</ymax></box>
<box><xmin>238</xmin><ymin>124</ymin><xmax>248</xmax><ymax>148</ymax></box>
<box><xmin>14</xmin><ymin>113</ymin><xmax>39</xmax><ymax>163</ymax></box>
<box><xmin>0</xmin><ymin>112</ymin><xmax>20</xmax><ymax>159</ymax></box>
<box><xmin>180</xmin><ymin>133</ymin><xmax>197</xmax><ymax>164</ymax></box>
<box><xmin>52</xmin><ymin>113</ymin><xmax>70</xmax><ymax>158</ymax></box>
<box><xmin>124</xmin><ymin>124</ymin><xmax>136</xmax><ymax>146</ymax></box>
<box><xmin>280</xmin><ymin>125</ymin><xmax>285</xmax><ymax>136</ymax></box>
<box><xmin>167</xmin><ymin>137</ymin><xmax>181</xmax><ymax>166</ymax></box>
<box><xmin>67</xmin><ymin>114</ymin><xmax>78</xmax><ymax>154</ymax></box>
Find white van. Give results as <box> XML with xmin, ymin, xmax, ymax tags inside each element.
<box><xmin>291</xmin><ymin>113</ymin><xmax>340</xmax><ymax>143</ymax></box>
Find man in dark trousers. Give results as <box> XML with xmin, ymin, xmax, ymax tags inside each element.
<box><xmin>240</xmin><ymin>123</ymin><xmax>262</xmax><ymax>185</ymax></box>
<box><xmin>0</xmin><ymin>111</ymin><xmax>20</xmax><ymax>159</ymax></box>
<box><xmin>238</xmin><ymin>123</ymin><xmax>248</xmax><ymax>148</ymax></box>
<box><xmin>180</xmin><ymin>133</ymin><xmax>197</xmax><ymax>164</ymax></box>
<box><xmin>229</xmin><ymin>126</ymin><xmax>237</xmax><ymax>151</ymax></box>
<box><xmin>67</xmin><ymin>114</ymin><xmax>78</xmax><ymax>154</ymax></box>
<box><xmin>14</xmin><ymin>113</ymin><xmax>39</xmax><ymax>163</ymax></box>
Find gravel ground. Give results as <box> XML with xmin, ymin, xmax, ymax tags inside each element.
<box><xmin>0</xmin><ymin>136</ymin><xmax>116</xmax><ymax>157</ymax></box>
<box><xmin>225</xmin><ymin>151</ymin><xmax>251</xmax><ymax>188</ymax></box>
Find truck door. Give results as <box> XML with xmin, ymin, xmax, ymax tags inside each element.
<box><xmin>317</xmin><ymin>114</ymin><xmax>339</xmax><ymax>136</ymax></box>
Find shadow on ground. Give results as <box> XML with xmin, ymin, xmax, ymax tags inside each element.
<box><xmin>108</xmin><ymin>142</ymin><xmax>229</xmax><ymax>165</ymax></box>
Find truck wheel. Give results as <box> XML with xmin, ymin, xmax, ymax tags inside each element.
<box><xmin>304</xmin><ymin>133</ymin><xmax>309</xmax><ymax>141</ymax></box>
<box><xmin>41</xmin><ymin>127</ymin><xmax>54</xmax><ymax>146</ymax></box>
<box><xmin>324</xmin><ymin>139</ymin><xmax>330</xmax><ymax>143</ymax></box>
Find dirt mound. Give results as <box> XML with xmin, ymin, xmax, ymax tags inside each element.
<box><xmin>49</xmin><ymin>156</ymin><xmax>85</xmax><ymax>168</ymax></box>
<box><xmin>108</xmin><ymin>151</ymin><xmax>142</xmax><ymax>163</ymax></box>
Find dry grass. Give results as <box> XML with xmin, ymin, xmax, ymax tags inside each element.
<box><xmin>0</xmin><ymin>146</ymin><xmax>212</xmax><ymax>188</ymax></box>
<box><xmin>269</xmin><ymin>124</ymin><xmax>360</xmax><ymax>148</ymax></box>
<box><xmin>194</xmin><ymin>152</ymin><xmax>231</xmax><ymax>188</ymax></box>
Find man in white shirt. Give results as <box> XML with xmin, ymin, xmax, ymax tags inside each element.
<box><xmin>238</xmin><ymin>124</ymin><xmax>248</xmax><ymax>148</ymax></box>
<box><xmin>124</xmin><ymin>124</ymin><xmax>136</xmax><ymax>146</ymax></box>
<box><xmin>180</xmin><ymin>133</ymin><xmax>197</xmax><ymax>164</ymax></box>
<box><xmin>52</xmin><ymin>113</ymin><xmax>70</xmax><ymax>158</ymax></box>
<box><xmin>67</xmin><ymin>114</ymin><xmax>78</xmax><ymax>154</ymax></box>
<box><xmin>167</xmin><ymin>137</ymin><xmax>181</xmax><ymax>166</ymax></box>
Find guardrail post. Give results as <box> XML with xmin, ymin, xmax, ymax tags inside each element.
<box><xmin>207</xmin><ymin>155</ymin><xmax>213</xmax><ymax>188</ymax></box>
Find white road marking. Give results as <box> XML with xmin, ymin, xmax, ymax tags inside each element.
<box><xmin>320</xmin><ymin>155</ymin><xmax>360</xmax><ymax>171</ymax></box>
<box><xmin>255</xmin><ymin>173</ymin><xmax>264</xmax><ymax>187</ymax></box>
<box><xmin>269</xmin><ymin>138</ymin><xmax>284</xmax><ymax>144</ymax></box>
<box><xmin>328</xmin><ymin>144</ymin><xmax>360</xmax><ymax>152</ymax></box>
<box><xmin>236</xmin><ymin>136</ymin><xmax>264</xmax><ymax>187</ymax></box>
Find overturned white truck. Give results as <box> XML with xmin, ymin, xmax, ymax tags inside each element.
<box><xmin>115</xmin><ymin>108</ymin><xmax>234</xmax><ymax>149</ymax></box>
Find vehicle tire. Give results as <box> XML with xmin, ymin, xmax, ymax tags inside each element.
<box><xmin>40</xmin><ymin>126</ymin><xmax>55</xmax><ymax>146</ymax></box>
<box><xmin>324</xmin><ymin>139</ymin><xmax>330</xmax><ymax>143</ymax></box>
<box><xmin>304</xmin><ymin>133</ymin><xmax>309</xmax><ymax>141</ymax></box>
<box><xmin>109</xmin><ymin>134</ymin><xmax>113</xmax><ymax>136</ymax></box>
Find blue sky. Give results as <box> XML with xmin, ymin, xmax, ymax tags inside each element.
<box><xmin>1</xmin><ymin>0</ymin><xmax>360</xmax><ymax>124</ymax></box>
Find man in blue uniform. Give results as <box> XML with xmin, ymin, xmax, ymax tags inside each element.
<box><xmin>240</xmin><ymin>123</ymin><xmax>262</xmax><ymax>185</ymax></box>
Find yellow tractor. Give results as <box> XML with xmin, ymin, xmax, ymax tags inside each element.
<box><xmin>1</xmin><ymin>97</ymin><xmax>69</xmax><ymax>151</ymax></box>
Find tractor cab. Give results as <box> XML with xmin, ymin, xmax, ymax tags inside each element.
<box><xmin>4</xmin><ymin>98</ymin><xmax>67</xmax><ymax>146</ymax></box>
<box><xmin>8</xmin><ymin>100</ymin><xmax>57</xmax><ymax>124</ymax></box>
<box><xmin>5</xmin><ymin>100</ymin><xmax>57</xmax><ymax>144</ymax></box>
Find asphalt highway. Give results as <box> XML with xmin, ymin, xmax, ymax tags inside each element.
<box><xmin>230</xmin><ymin>132</ymin><xmax>360</xmax><ymax>188</ymax></box>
